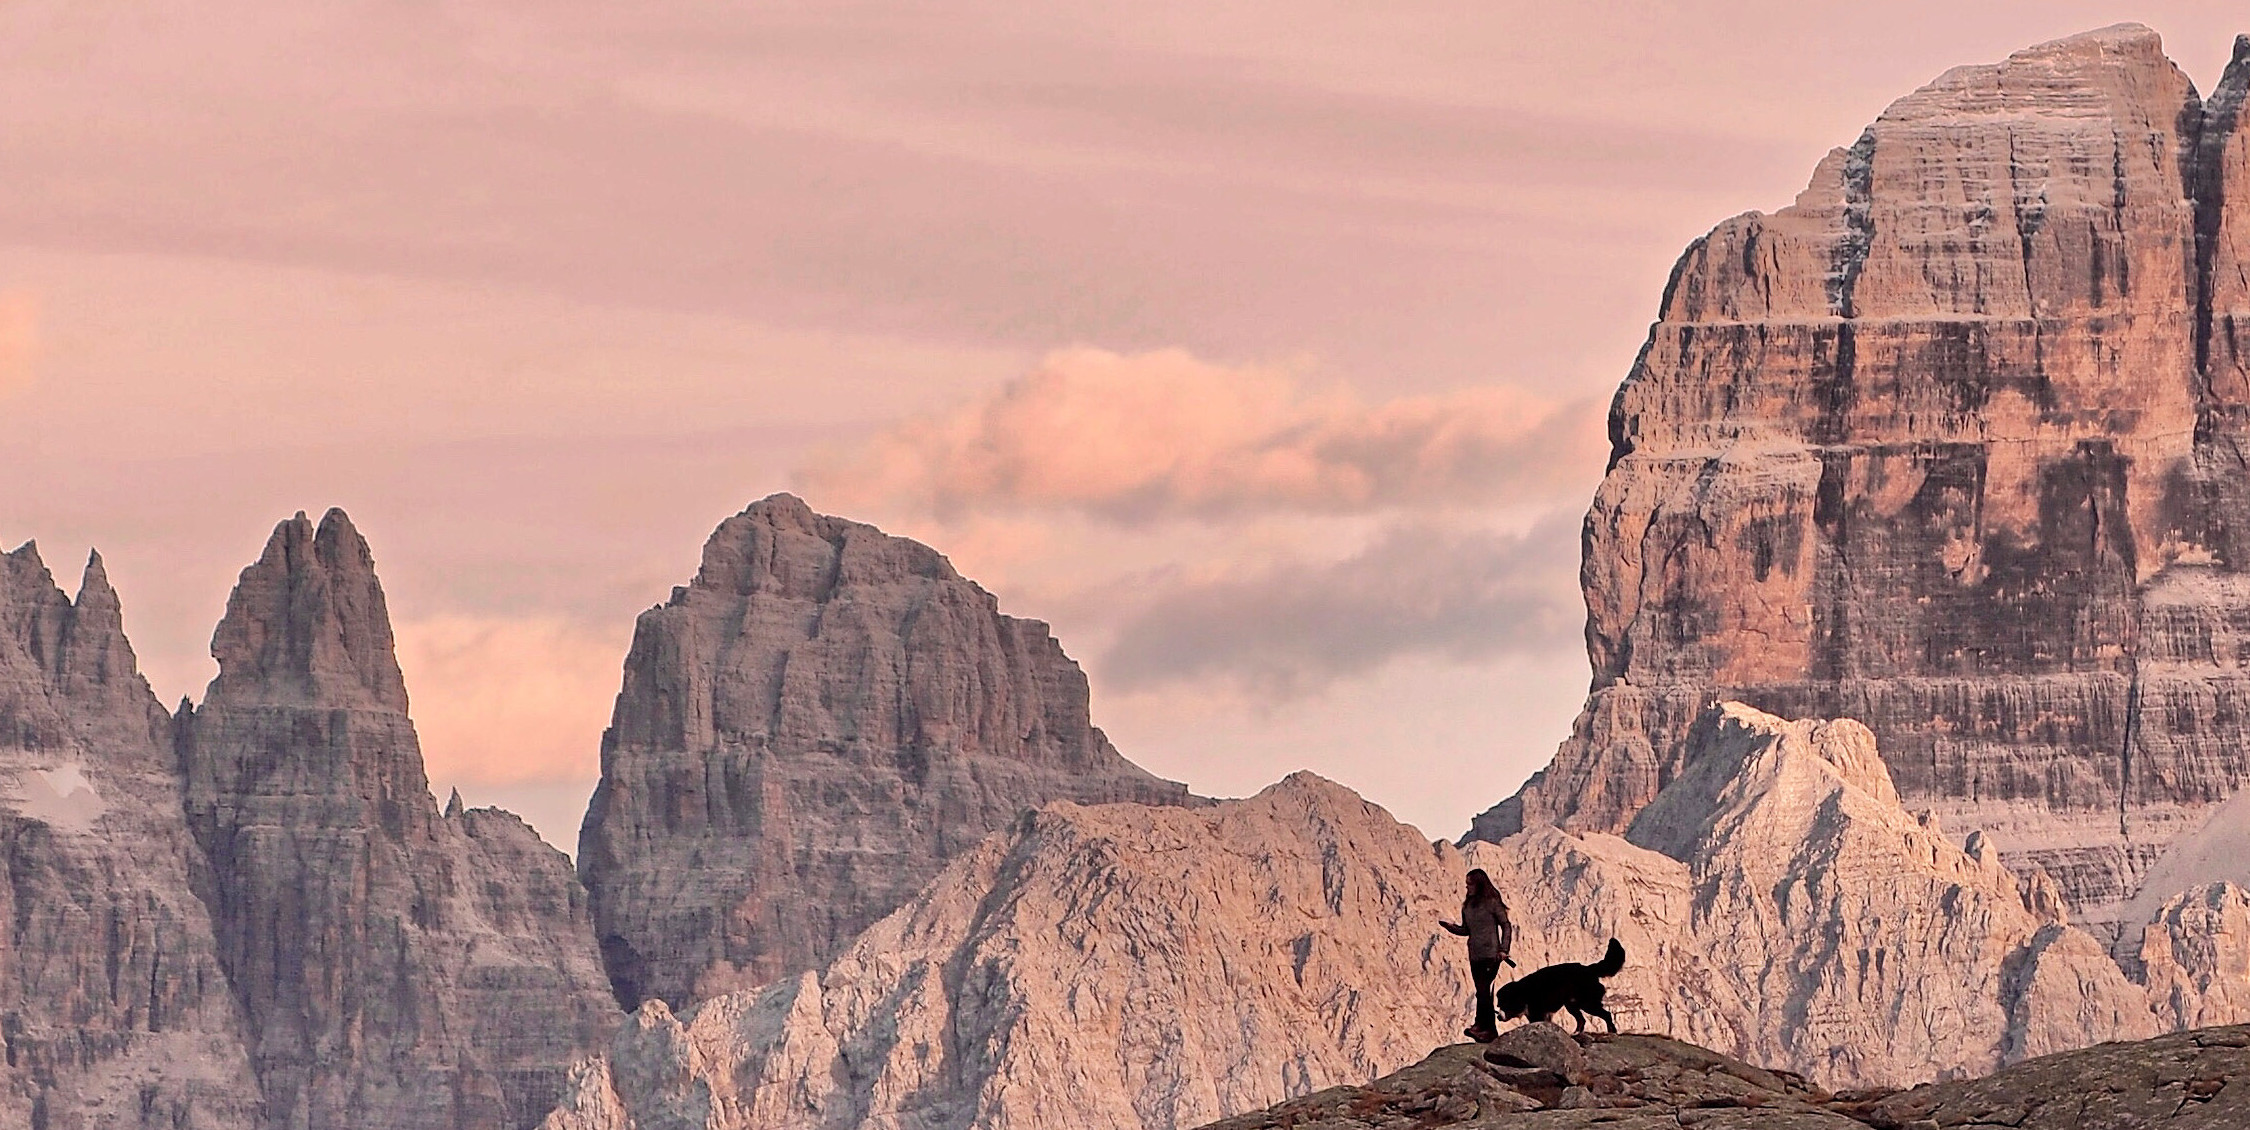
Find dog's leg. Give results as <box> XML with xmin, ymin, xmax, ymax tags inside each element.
<box><xmin>1567</xmin><ymin>1005</ymin><xmax>1586</xmax><ymax>1035</ymax></box>
<box><xmin>1584</xmin><ymin>985</ymin><xmax>1620</xmax><ymax>1035</ymax></box>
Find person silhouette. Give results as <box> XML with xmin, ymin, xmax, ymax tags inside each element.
<box><xmin>1439</xmin><ymin>867</ymin><xmax>1515</xmax><ymax>1042</ymax></box>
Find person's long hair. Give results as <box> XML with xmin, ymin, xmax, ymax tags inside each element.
<box><xmin>1464</xmin><ymin>868</ymin><xmax>1504</xmax><ymax>908</ymax></box>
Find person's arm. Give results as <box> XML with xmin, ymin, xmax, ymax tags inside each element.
<box><xmin>1497</xmin><ymin>905</ymin><xmax>1516</xmax><ymax>965</ymax></box>
<box><xmin>1439</xmin><ymin>919</ymin><xmax>1468</xmax><ymax>936</ymax></box>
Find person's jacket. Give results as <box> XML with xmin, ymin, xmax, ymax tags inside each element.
<box><xmin>1445</xmin><ymin>895</ymin><xmax>1512</xmax><ymax>962</ymax></box>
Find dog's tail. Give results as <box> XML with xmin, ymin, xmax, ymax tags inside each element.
<box><xmin>1592</xmin><ymin>938</ymin><xmax>1625</xmax><ymax>978</ymax></box>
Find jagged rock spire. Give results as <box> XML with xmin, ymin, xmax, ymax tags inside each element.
<box><xmin>181</xmin><ymin>508</ymin><xmax>618</xmax><ymax>1130</ymax></box>
<box><xmin>0</xmin><ymin>539</ymin><xmax>158</xmax><ymax>736</ymax></box>
<box><xmin>205</xmin><ymin>507</ymin><xmax>409</xmax><ymax>712</ymax></box>
<box><xmin>57</xmin><ymin>549</ymin><xmax>143</xmax><ymax>702</ymax></box>
<box><xmin>76</xmin><ymin>547</ymin><xmax>113</xmax><ymax>606</ymax></box>
<box><xmin>0</xmin><ymin>538</ymin><xmax>264</xmax><ymax>1126</ymax></box>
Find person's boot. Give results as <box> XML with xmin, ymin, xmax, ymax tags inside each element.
<box><xmin>1463</xmin><ymin>1024</ymin><xmax>1498</xmax><ymax>1042</ymax></box>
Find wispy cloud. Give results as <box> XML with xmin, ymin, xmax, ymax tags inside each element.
<box><xmin>1098</xmin><ymin>513</ymin><xmax>1582</xmax><ymax>700</ymax></box>
<box><xmin>798</xmin><ymin>347</ymin><xmax>1601</xmax><ymax>523</ymax></box>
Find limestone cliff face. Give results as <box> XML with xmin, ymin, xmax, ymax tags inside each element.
<box><xmin>576</xmin><ymin>494</ymin><xmax>1195</xmax><ymax>1009</ymax></box>
<box><xmin>541</xmin><ymin>706</ymin><xmax>2202</xmax><ymax>1130</ymax></box>
<box><xmin>178</xmin><ymin>510</ymin><xmax>618</xmax><ymax>1130</ymax></box>
<box><xmin>0</xmin><ymin>544</ymin><xmax>261</xmax><ymax>1129</ymax></box>
<box><xmin>1472</xmin><ymin>25</ymin><xmax>2250</xmax><ymax>924</ymax></box>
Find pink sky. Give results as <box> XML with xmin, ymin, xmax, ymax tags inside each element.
<box><xmin>3</xmin><ymin>3</ymin><xmax>2244</xmax><ymax>847</ymax></box>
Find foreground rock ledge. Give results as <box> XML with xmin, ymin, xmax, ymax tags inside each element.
<box><xmin>1195</xmin><ymin>1023</ymin><xmax>2250</xmax><ymax>1129</ymax></box>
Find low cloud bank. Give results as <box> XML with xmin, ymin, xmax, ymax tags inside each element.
<box><xmin>799</xmin><ymin>347</ymin><xmax>1601</xmax><ymax>522</ymax></box>
<box><xmin>1100</xmin><ymin>514</ymin><xmax>1582</xmax><ymax>701</ymax></box>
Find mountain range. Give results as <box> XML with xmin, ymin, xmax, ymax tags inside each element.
<box><xmin>11</xmin><ymin>22</ymin><xmax>2250</xmax><ymax>1130</ymax></box>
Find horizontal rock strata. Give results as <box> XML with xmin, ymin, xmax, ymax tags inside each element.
<box><xmin>577</xmin><ymin>494</ymin><xmax>1195</xmax><ymax>1009</ymax></box>
<box><xmin>1472</xmin><ymin>26</ymin><xmax>2250</xmax><ymax>928</ymax></box>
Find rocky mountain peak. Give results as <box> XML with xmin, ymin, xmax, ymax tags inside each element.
<box><xmin>684</xmin><ymin>491</ymin><xmax>962</xmax><ymax>600</ymax></box>
<box><xmin>0</xmin><ymin>532</ymin><xmax>263</xmax><ymax>1128</ymax></box>
<box><xmin>206</xmin><ymin>507</ymin><xmax>408</xmax><ymax>713</ymax></box>
<box><xmin>76</xmin><ymin>547</ymin><xmax>115</xmax><ymax>608</ymax></box>
<box><xmin>57</xmin><ymin>548</ymin><xmax>151</xmax><ymax>711</ymax></box>
<box><xmin>0</xmin><ymin>539</ymin><xmax>162</xmax><ymax>747</ymax></box>
<box><xmin>580</xmin><ymin>496</ymin><xmax>1194</xmax><ymax>1008</ymax></box>
<box><xmin>180</xmin><ymin>509</ymin><xmax>618</xmax><ymax>1130</ymax></box>
<box><xmin>1622</xmin><ymin>703</ymin><xmax>1895</xmax><ymax>862</ymax></box>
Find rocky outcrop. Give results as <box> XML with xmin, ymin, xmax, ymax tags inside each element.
<box><xmin>1866</xmin><ymin>1024</ymin><xmax>2250</xmax><ymax>1130</ymax></box>
<box><xmin>1467</xmin><ymin>702</ymin><xmax>2154</xmax><ymax>1090</ymax></box>
<box><xmin>178</xmin><ymin>510</ymin><xmax>618</xmax><ymax>1130</ymax></box>
<box><xmin>0</xmin><ymin>543</ymin><xmax>261</xmax><ymax>1129</ymax></box>
<box><xmin>2137</xmin><ymin>882</ymin><xmax>2250</xmax><ymax>1029</ymax></box>
<box><xmin>1196</xmin><ymin>1033</ymin><xmax>1858</xmax><ymax>1129</ymax></box>
<box><xmin>541</xmin><ymin>704</ymin><xmax>2215</xmax><ymax>1130</ymax></box>
<box><xmin>576</xmin><ymin>494</ymin><xmax>1195</xmax><ymax>1009</ymax></box>
<box><xmin>546</xmin><ymin>773</ymin><xmax>1469</xmax><ymax>1130</ymax></box>
<box><xmin>1194</xmin><ymin>1025</ymin><xmax>2250</xmax><ymax>1130</ymax></box>
<box><xmin>1469</xmin><ymin>25</ymin><xmax>2250</xmax><ymax>926</ymax></box>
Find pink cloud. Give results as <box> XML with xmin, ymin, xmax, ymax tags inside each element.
<box><xmin>798</xmin><ymin>347</ymin><xmax>1603</xmax><ymax>522</ymax></box>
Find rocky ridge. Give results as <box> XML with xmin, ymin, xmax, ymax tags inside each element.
<box><xmin>538</xmin><ymin>701</ymin><xmax>2243</xmax><ymax>1130</ymax></box>
<box><xmin>1463</xmin><ymin>703</ymin><xmax>2172</xmax><ymax>1088</ymax></box>
<box><xmin>1192</xmin><ymin>1023</ymin><xmax>2250</xmax><ymax>1130</ymax></box>
<box><xmin>547</xmin><ymin>773</ymin><xmax>1466</xmax><ymax>1130</ymax></box>
<box><xmin>577</xmin><ymin>493</ymin><xmax>1195</xmax><ymax>1009</ymax></box>
<box><xmin>177</xmin><ymin>510</ymin><xmax>619</xmax><ymax>1130</ymax></box>
<box><xmin>1469</xmin><ymin>26</ymin><xmax>2250</xmax><ymax>930</ymax></box>
<box><xmin>0</xmin><ymin>543</ymin><xmax>261</xmax><ymax>1129</ymax></box>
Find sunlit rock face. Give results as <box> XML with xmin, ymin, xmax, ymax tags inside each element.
<box><xmin>576</xmin><ymin>494</ymin><xmax>1196</xmax><ymax>1010</ymax></box>
<box><xmin>1473</xmin><ymin>25</ymin><xmax>2250</xmax><ymax>926</ymax></box>
<box><xmin>548</xmin><ymin>774</ymin><xmax>1474</xmax><ymax>1130</ymax></box>
<box><xmin>2137</xmin><ymin>881</ymin><xmax>2250</xmax><ymax>1029</ymax></box>
<box><xmin>178</xmin><ymin>510</ymin><xmax>618</xmax><ymax>1130</ymax></box>
<box><xmin>542</xmin><ymin>704</ymin><xmax>2184</xmax><ymax>1130</ymax></box>
<box><xmin>1469</xmin><ymin>703</ymin><xmax>2152</xmax><ymax>1092</ymax></box>
<box><xmin>0</xmin><ymin>544</ymin><xmax>261</xmax><ymax>1129</ymax></box>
